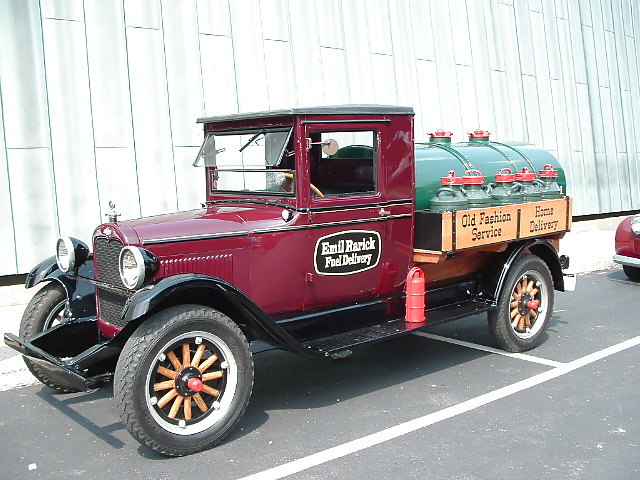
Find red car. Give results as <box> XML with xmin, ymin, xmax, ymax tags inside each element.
<box><xmin>614</xmin><ymin>214</ymin><xmax>640</xmax><ymax>280</ymax></box>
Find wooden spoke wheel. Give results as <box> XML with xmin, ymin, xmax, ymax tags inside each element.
<box><xmin>489</xmin><ymin>254</ymin><xmax>554</xmax><ymax>352</ymax></box>
<box><xmin>114</xmin><ymin>305</ymin><xmax>253</xmax><ymax>456</ymax></box>
<box><xmin>145</xmin><ymin>332</ymin><xmax>235</xmax><ymax>435</ymax></box>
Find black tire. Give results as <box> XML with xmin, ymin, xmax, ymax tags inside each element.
<box><xmin>488</xmin><ymin>254</ymin><xmax>554</xmax><ymax>353</ymax></box>
<box><xmin>622</xmin><ymin>265</ymin><xmax>640</xmax><ymax>280</ymax></box>
<box><xmin>19</xmin><ymin>282</ymin><xmax>80</xmax><ymax>393</ymax></box>
<box><xmin>114</xmin><ymin>305</ymin><xmax>253</xmax><ymax>456</ymax></box>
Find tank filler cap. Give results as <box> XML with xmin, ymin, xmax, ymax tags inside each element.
<box><xmin>441</xmin><ymin>170</ymin><xmax>463</xmax><ymax>186</ymax></box>
<box><xmin>539</xmin><ymin>164</ymin><xmax>559</xmax><ymax>179</ymax></box>
<box><xmin>429</xmin><ymin>130</ymin><xmax>453</xmax><ymax>143</ymax></box>
<box><xmin>468</xmin><ymin>129</ymin><xmax>491</xmax><ymax>142</ymax></box>
<box><xmin>516</xmin><ymin>167</ymin><xmax>536</xmax><ymax>182</ymax></box>
<box><xmin>495</xmin><ymin>168</ymin><xmax>515</xmax><ymax>183</ymax></box>
<box><xmin>463</xmin><ymin>169</ymin><xmax>485</xmax><ymax>185</ymax></box>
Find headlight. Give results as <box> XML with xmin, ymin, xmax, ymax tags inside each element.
<box><xmin>632</xmin><ymin>215</ymin><xmax>640</xmax><ymax>235</ymax></box>
<box><xmin>56</xmin><ymin>237</ymin><xmax>89</xmax><ymax>272</ymax></box>
<box><xmin>118</xmin><ymin>246</ymin><xmax>158</xmax><ymax>290</ymax></box>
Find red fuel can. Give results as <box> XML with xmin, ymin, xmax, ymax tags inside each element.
<box><xmin>406</xmin><ymin>267</ymin><xmax>426</xmax><ymax>324</ymax></box>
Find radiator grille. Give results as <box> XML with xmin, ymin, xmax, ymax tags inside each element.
<box><xmin>94</xmin><ymin>236</ymin><xmax>128</xmax><ymax>329</ymax></box>
<box><xmin>95</xmin><ymin>237</ymin><xmax>124</xmax><ymax>285</ymax></box>
<box><xmin>97</xmin><ymin>287</ymin><xmax>129</xmax><ymax>329</ymax></box>
<box><xmin>160</xmin><ymin>254</ymin><xmax>233</xmax><ymax>280</ymax></box>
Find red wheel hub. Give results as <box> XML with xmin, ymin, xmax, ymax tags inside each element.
<box><xmin>187</xmin><ymin>377</ymin><xmax>203</xmax><ymax>392</ymax></box>
<box><xmin>527</xmin><ymin>300</ymin><xmax>540</xmax><ymax>310</ymax></box>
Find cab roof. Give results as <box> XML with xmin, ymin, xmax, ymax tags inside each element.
<box><xmin>196</xmin><ymin>104</ymin><xmax>414</xmax><ymax>124</ymax></box>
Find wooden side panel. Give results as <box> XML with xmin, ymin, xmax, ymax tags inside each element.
<box><xmin>519</xmin><ymin>198</ymin><xmax>569</xmax><ymax>239</ymax></box>
<box><xmin>455</xmin><ymin>204</ymin><xmax>520</xmax><ymax>250</ymax></box>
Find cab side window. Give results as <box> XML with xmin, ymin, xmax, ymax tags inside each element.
<box><xmin>309</xmin><ymin>130</ymin><xmax>376</xmax><ymax>196</ymax></box>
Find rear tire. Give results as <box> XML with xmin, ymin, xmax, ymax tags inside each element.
<box><xmin>622</xmin><ymin>265</ymin><xmax>640</xmax><ymax>280</ymax></box>
<box><xmin>114</xmin><ymin>305</ymin><xmax>253</xmax><ymax>456</ymax></box>
<box><xmin>19</xmin><ymin>282</ymin><xmax>80</xmax><ymax>393</ymax></box>
<box><xmin>488</xmin><ymin>254</ymin><xmax>554</xmax><ymax>352</ymax></box>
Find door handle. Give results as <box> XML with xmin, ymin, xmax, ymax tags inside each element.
<box><xmin>379</xmin><ymin>208</ymin><xmax>391</xmax><ymax>217</ymax></box>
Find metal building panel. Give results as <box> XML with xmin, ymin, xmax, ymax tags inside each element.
<box><xmin>522</xmin><ymin>75</ymin><xmax>543</xmax><ymax>145</ymax></box>
<box><xmin>567</xmin><ymin>1</ymin><xmax>588</xmax><ymax>84</ymax></box>
<box><xmin>228</xmin><ymin>1</ymin><xmax>269</xmax><ymax>112</ymax></box>
<box><xmin>124</xmin><ymin>0</ymin><xmax>160</xmax><ymax>29</ymax></box>
<box><xmin>603</xmin><ymin>31</ymin><xmax>626</xmax><ymax>154</ymax></box>
<box><xmin>320</xmin><ymin>48</ymin><xmax>349</xmax><ymax>105</ymax></box>
<box><xmin>388</xmin><ymin>0</ymin><xmax>420</xmax><ymax>108</ymax></box>
<box><xmin>594</xmin><ymin>152</ymin><xmax>613</xmax><ymax>212</ymax></box>
<box><xmin>541</xmin><ymin>0</ymin><xmax>562</xmax><ymax>80</ymax></box>
<box><xmin>316</xmin><ymin>0</ymin><xmax>344</xmax><ymax>49</ymax></box>
<box><xmin>598</xmin><ymin>86</ymin><xmax>622</xmax><ymax>212</ymax></box>
<box><xmin>42</xmin><ymin>18</ymin><xmax>101</xmax><ymax>240</ymax></box>
<box><xmin>449</xmin><ymin>0</ymin><xmax>473</xmax><ymax>67</ymax></box>
<box><xmin>554</xmin><ymin>0</ymin><xmax>568</xmax><ymax>19</ymax></box>
<box><xmin>621</xmin><ymin>91</ymin><xmax>640</xmax><ymax>207</ymax></box>
<box><xmin>370</xmin><ymin>54</ymin><xmax>397</xmax><ymax>105</ymax></box>
<box><xmin>366</xmin><ymin>0</ymin><xmax>393</xmax><ymax>55</ymax></box>
<box><xmin>621</xmin><ymin>0</ymin><xmax>633</xmax><ymax>36</ymax></box>
<box><xmin>490</xmin><ymin>70</ymin><xmax>512</xmax><ymax>140</ymax></box>
<box><xmin>581</xmin><ymin>25</ymin><xmax>607</xmax><ymax>154</ymax></box>
<box><xmin>409</xmin><ymin>0</ymin><xmax>435</xmax><ymax>61</ymax></box>
<box><xmin>484</xmin><ymin>0</ymin><xmax>505</xmax><ymax>72</ymax></box>
<box><xmin>0</xmin><ymin>0</ymin><xmax>50</xmax><ymax>149</ymax></box>
<box><xmin>530</xmin><ymin>12</ymin><xmax>557</xmax><ymax>150</ymax></box>
<box><xmin>161</xmin><ymin>0</ymin><xmax>205</xmax><ymax>147</ymax></box>
<box><xmin>41</xmin><ymin>0</ymin><xmax>83</xmax><ymax>21</ymax></box>
<box><xmin>7</xmin><ymin>149</ymin><xmax>59</xmax><ymax>272</ymax></box>
<box><xmin>550</xmin><ymin>78</ymin><xmax>573</xmax><ymax>184</ymax></box>
<box><xmin>601</xmin><ymin>0</ymin><xmax>614</xmax><ymax>32</ymax></box>
<box><xmin>456</xmin><ymin>65</ymin><xmax>480</xmax><ymax>131</ymax></box>
<box><xmin>556</xmin><ymin>19</ymin><xmax>583</xmax><ymax>155</ymax></box>
<box><xmin>260</xmin><ymin>0</ymin><xmax>289</xmax><ymax>41</ymax></box>
<box><xmin>514</xmin><ymin>0</ymin><xmax>536</xmax><ymax>76</ymax></box>
<box><xmin>589</xmin><ymin>2</ymin><xmax>610</xmax><ymax>88</ymax></box>
<box><xmin>415</xmin><ymin>60</ymin><xmax>443</xmax><ymax>138</ymax></box>
<box><xmin>85</xmin><ymin>0</ymin><xmax>134</xmax><ymax>148</ymax></box>
<box><xmin>264</xmin><ymin>40</ymin><xmax>296</xmax><ymax>109</ymax></box>
<box><xmin>126</xmin><ymin>27</ymin><xmax>178</xmax><ymax>216</ymax></box>
<box><xmin>196</xmin><ymin>0</ymin><xmax>231</xmax><ymax>36</ymax></box>
<box><xmin>199</xmin><ymin>34</ymin><xmax>239</xmax><ymax>115</ymax></box>
<box><xmin>614</xmin><ymin>4</ymin><xmax>630</xmax><ymax>92</ymax></box>
<box><xmin>174</xmin><ymin>146</ymin><xmax>205</xmax><ymax>211</ymax></box>
<box><xmin>0</xmin><ymin>94</ymin><xmax>18</xmax><ymax>275</ymax></box>
<box><xmin>342</xmin><ymin>0</ymin><xmax>374</xmax><ymax>102</ymax></box>
<box><xmin>95</xmin><ymin>147</ymin><xmax>141</xmax><ymax>220</ymax></box>
<box><xmin>529</xmin><ymin>0</ymin><xmax>543</xmax><ymax>12</ymax></box>
<box><xmin>288</xmin><ymin>0</ymin><xmax>325</xmax><ymax>106</ymax></box>
<box><xmin>578</xmin><ymin>0</ymin><xmax>592</xmax><ymax>26</ymax></box>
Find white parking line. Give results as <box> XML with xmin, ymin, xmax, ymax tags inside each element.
<box><xmin>413</xmin><ymin>332</ymin><xmax>565</xmax><ymax>367</ymax></box>
<box><xmin>238</xmin><ymin>336</ymin><xmax>640</xmax><ymax>480</ymax></box>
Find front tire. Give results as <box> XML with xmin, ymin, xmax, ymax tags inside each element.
<box><xmin>488</xmin><ymin>254</ymin><xmax>554</xmax><ymax>352</ymax></box>
<box><xmin>19</xmin><ymin>282</ymin><xmax>80</xmax><ymax>393</ymax></box>
<box><xmin>622</xmin><ymin>265</ymin><xmax>640</xmax><ymax>280</ymax></box>
<box><xmin>114</xmin><ymin>305</ymin><xmax>253</xmax><ymax>456</ymax></box>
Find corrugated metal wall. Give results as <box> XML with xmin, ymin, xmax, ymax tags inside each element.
<box><xmin>1</xmin><ymin>0</ymin><xmax>639</xmax><ymax>275</ymax></box>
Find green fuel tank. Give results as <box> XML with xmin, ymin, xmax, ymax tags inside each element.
<box><xmin>414</xmin><ymin>130</ymin><xmax>567</xmax><ymax>211</ymax></box>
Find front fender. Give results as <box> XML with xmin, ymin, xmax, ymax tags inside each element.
<box><xmin>24</xmin><ymin>256</ymin><xmax>96</xmax><ymax>318</ymax></box>
<box><xmin>122</xmin><ymin>274</ymin><xmax>307</xmax><ymax>353</ymax></box>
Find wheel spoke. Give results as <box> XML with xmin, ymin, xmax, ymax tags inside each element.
<box><xmin>517</xmin><ymin>316</ymin><xmax>525</xmax><ymax>331</ymax></box>
<box><xmin>193</xmin><ymin>393</ymin><xmax>208</xmax><ymax>412</ymax></box>
<box><xmin>530</xmin><ymin>288</ymin><xmax>539</xmax><ymax>297</ymax></box>
<box><xmin>524</xmin><ymin>315</ymin><xmax>531</xmax><ymax>327</ymax></box>
<box><xmin>516</xmin><ymin>282</ymin><xmax>523</xmax><ymax>295</ymax></box>
<box><xmin>201</xmin><ymin>384</ymin><xmax>220</xmax><ymax>397</ymax></box>
<box><xmin>184</xmin><ymin>398</ymin><xmax>192</xmax><ymax>420</ymax></box>
<box><xmin>192</xmin><ymin>344</ymin><xmax>206</xmax><ymax>368</ymax></box>
<box><xmin>167</xmin><ymin>351</ymin><xmax>183</xmax><ymax>371</ymax></box>
<box><xmin>511</xmin><ymin>314</ymin><xmax>521</xmax><ymax>328</ymax></box>
<box><xmin>157</xmin><ymin>366</ymin><xmax>177</xmax><ymax>379</ymax></box>
<box><xmin>198</xmin><ymin>354</ymin><xmax>218</xmax><ymax>374</ymax></box>
<box><xmin>202</xmin><ymin>371</ymin><xmax>223</xmax><ymax>382</ymax></box>
<box><xmin>168</xmin><ymin>395</ymin><xmax>183</xmax><ymax>419</ymax></box>
<box><xmin>182</xmin><ymin>343</ymin><xmax>191</xmax><ymax>367</ymax></box>
<box><xmin>157</xmin><ymin>388</ymin><xmax>178</xmax><ymax>408</ymax></box>
<box><xmin>529</xmin><ymin>309</ymin><xmax>538</xmax><ymax>318</ymax></box>
<box><xmin>510</xmin><ymin>300</ymin><xmax>519</xmax><ymax>308</ymax></box>
<box><xmin>153</xmin><ymin>379</ymin><xmax>175</xmax><ymax>392</ymax></box>
<box><xmin>510</xmin><ymin>308</ymin><xmax>519</xmax><ymax>319</ymax></box>
<box><xmin>526</xmin><ymin>280</ymin><xmax>534</xmax><ymax>292</ymax></box>
<box><xmin>512</xmin><ymin>292</ymin><xmax>521</xmax><ymax>301</ymax></box>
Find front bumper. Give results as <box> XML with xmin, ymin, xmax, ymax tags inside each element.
<box><xmin>3</xmin><ymin>319</ymin><xmax>119</xmax><ymax>391</ymax></box>
<box><xmin>613</xmin><ymin>254</ymin><xmax>640</xmax><ymax>269</ymax></box>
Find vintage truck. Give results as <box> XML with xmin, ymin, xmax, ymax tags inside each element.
<box><xmin>5</xmin><ymin>105</ymin><xmax>574</xmax><ymax>456</ymax></box>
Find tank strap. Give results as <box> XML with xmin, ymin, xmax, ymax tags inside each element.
<box><xmin>423</xmin><ymin>143</ymin><xmax>474</xmax><ymax>171</ymax></box>
<box><xmin>489</xmin><ymin>141</ymin><xmax>539</xmax><ymax>177</ymax></box>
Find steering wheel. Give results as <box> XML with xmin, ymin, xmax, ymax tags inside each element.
<box><xmin>282</xmin><ymin>172</ymin><xmax>324</xmax><ymax>197</ymax></box>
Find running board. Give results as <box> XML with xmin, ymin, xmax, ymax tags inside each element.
<box><xmin>301</xmin><ymin>300</ymin><xmax>493</xmax><ymax>356</ymax></box>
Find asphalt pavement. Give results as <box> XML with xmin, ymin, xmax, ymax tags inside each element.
<box><xmin>0</xmin><ymin>268</ymin><xmax>638</xmax><ymax>479</ymax></box>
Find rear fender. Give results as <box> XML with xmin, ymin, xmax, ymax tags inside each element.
<box><xmin>483</xmin><ymin>239</ymin><xmax>565</xmax><ymax>302</ymax></box>
<box><xmin>25</xmin><ymin>256</ymin><xmax>96</xmax><ymax>318</ymax></box>
<box><xmin>122</xmin><ymin>274</ymin><xmax>307</xmax><ymax>353</ymax></box>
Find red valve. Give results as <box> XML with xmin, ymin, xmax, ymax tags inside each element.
<box><xmin>468</xmin><ymin>129</ymin><xmax>491</xmax><ymax>138</ymax></box>
<box><xmin>527</xmin><ymin>300</ymin><xmax>540</xmax><ymax>310</ymax></box>
<box><xmin>441</xmin><ymin>170</ymin><xmax>463</xmax><ymax>186</ymax></box>
<box><xmin>187</xmin><ymin>377</ymin><xmax>204</xmax><ymax>392</ymax></box>
<box><xmin>516</xmin><ymin>167</ymin><xmax>536</xmax><ymax>182</ymax></box>
<box><xmin>430</xmin><ymin>129</ymin><xmax>453</xmax><ymax>138</ymax></box>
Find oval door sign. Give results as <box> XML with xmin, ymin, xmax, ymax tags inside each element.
<box><xmin>314</xmin><ymin>230</ymin><xmax>382</xmax><ymax>275</ymax></box>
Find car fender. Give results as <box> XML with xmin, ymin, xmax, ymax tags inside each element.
<box><xmin>122</xmin><ymin>274</ymin><xmax>308</xmax><ymax>353</ymax></box>
<box><xmin>24</xmin><ymin>256</ymin><xmax>96</xmax><ymax>318</ymax></box>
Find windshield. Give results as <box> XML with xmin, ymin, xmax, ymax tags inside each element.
<box><xmin>193</xmin><ymin>127</ymin><xmax>295</xmax><ymax>196</ymax></box>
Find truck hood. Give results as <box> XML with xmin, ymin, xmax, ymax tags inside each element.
<box><xmin>118</xmin><ymin>203</ymin><xmax>292</xmax><ymax>245</ymax></box>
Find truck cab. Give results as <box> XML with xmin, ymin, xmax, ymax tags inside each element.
<box><xmin>5</xmin><ymin>105</ymin><xmax>573</xmax><ymax>457</ymax></box>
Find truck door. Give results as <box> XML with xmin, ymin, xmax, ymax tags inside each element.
<box><xmin>303</xmin><ymin>121</ymin><xmax>414</xmax><ymax>309</ymax></box>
